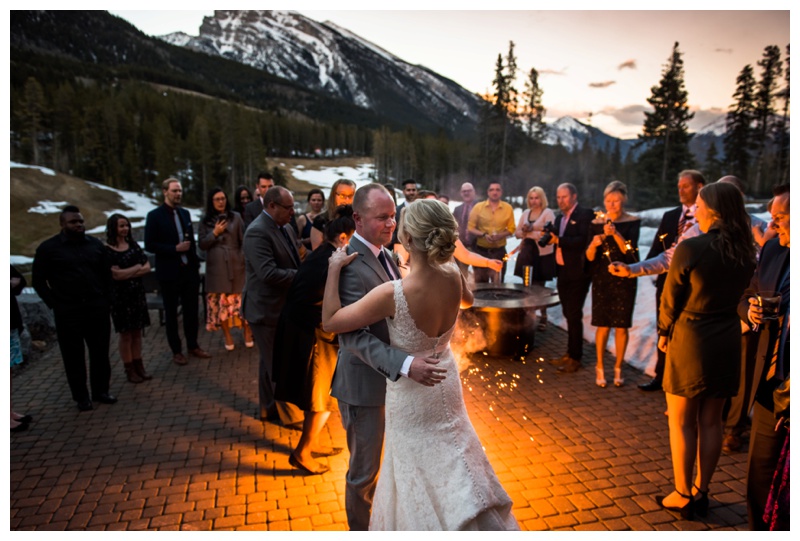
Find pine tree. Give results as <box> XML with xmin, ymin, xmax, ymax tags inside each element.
<box><xmin>772</xmin><ymin>44</ymin><xmax>790</xmax><ymax>184</ymax></box>
<box><xmin>724</xmin><ymin>64</ymin><xmax>757</xmax><ymax>180</ymax></box>
<box><xmin>752</xmin><ymin>45</ymin><xmax>783</xmax><ymax>195</ymax></box>
<box><xmin>636</xmin><ymin>42</ymin><xmax>695</xmax><ymax>205</ymax></box>
<box><xmin>521</xmin><ymin>67</ymin><xmax>546</xmax><ymax>142</ymax></box>
<box><xmin>18</xmin><ymin>76</ymin><xmax>47</xmax><ymax>165</ymax></box>
<box><xmin>703</xmin><ymin>140</ymin><xmax>723</xmax><ymax>182</ymax></box>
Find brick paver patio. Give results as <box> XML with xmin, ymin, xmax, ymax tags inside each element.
<box><xmin>10</xmin><ymin>310</ymin><xmax>750</xmax><ymax>531</ymax></box>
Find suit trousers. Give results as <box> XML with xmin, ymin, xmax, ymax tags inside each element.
<box><xmin>250</xmin><ymin>322</ymin><xmax>278</xmax><ymax>417</ymax></box>
<box><xmin>54</xmin><ymin>306</ymin><xmax>111</xmax><ymax>402</ymax></box>
<box><xmin>723</xmin><ymin>332</ymin><xmax>759</xmax><ymax>435</ymax></box>
<box><xmin>159</xmin><ymin>267</ymin><xmax>200</xmax><ymax>354</ymax></box>
<box><xmin>556</xmin><ymin>269</ymin><xmax>590</xmax><ymax>360</ymax></box>
<box><xmin>473</xmin><ymin>246</ymin><xmax>507</xmax><ymax>283</ymax></box>
<box><xmin>653</xmin><ymin>281</ymin><xmax>666</xmax><ymax>381</ymax></box>
<box><xmin>338</xmin><ymin>402</ymin><xmax>385</xmax><ymax>531</ymax></box>
<box><xmin>747</xmin><ymin>401</ymin><xmax>787</xmax><ymax>530</ymax></box>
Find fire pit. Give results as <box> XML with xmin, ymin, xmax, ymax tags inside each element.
<box><xmin>464</xmin><ymin>283</ymin><xmax>560</xmax><ymax>358</ymax></box>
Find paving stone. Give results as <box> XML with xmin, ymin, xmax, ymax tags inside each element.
<box><xmin>10</xmin><ymin>322</ymin><xmax>750</xmax><ymax>531</ymax></box>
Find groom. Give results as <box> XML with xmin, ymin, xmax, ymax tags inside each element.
<box><xmin>331</xmin><ymin>183</ymin><xmax>446</xmax><ymax>530</ymax></box>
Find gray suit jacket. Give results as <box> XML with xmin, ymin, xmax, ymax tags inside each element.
<box><xmin>331</xmin><ymin>236</ymin><xmax>407</xmax><ymax>407</ymax></box>
<box><xmin>241</xmin><ymin>211</ymin><xmax>299</xmax><ymax>326</ymax></box>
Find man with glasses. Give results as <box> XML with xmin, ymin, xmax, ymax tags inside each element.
<box><xmin>242</xmin><ymin>186</ymin><xmax>302</xmax><ymax>422</ymax></box>
<box><xmin>453</xmin><ymin>182</ymin><xmax>477</xmax><ymax>275</ymax></box>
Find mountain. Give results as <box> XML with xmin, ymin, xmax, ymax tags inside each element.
<box><xmin>543</xmin><ymin>117</ymin><xmax>639</xmax><ymax>157</ymax></box>
<box><xmin>159</xmin><ymin>10</ymin><xmax>483</xmax><ymax>137</ymax></box>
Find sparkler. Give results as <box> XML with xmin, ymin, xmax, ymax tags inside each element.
<box><xmin>603</xmin><ymin>250</ymin><xmax>612</xmax><ymax>264</ymax></box>
<box><xmin>658</xmin><ymin>233</ymin><xmax>668</xmax><ymax>251</ymax></box>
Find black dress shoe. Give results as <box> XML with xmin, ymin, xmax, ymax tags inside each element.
<box><xmin>94</xmin><ymin>393</ymin><xmax>118</xmax><ymax>404</ymax></box>
<box><xmin>638</xmin><ymin>379</ymin><xmax>663</xmax><ymax>392</ymax></box>
<box><xmin>77</xmin><ymin>399</ymin><xmax>94</xmax><ymax>412</ymax></box>
<box><xmin>15</xmin><ymin>414</ymin><xmax>33</xmax><ymax>424</ymax></box>
<box><xmin>11</xmin><ymin>422</ymin><xmax>29</xmax><ymax>432</ymax></box>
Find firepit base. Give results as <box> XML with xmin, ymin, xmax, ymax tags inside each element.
<box><xmin>463</xmin><ymin>283</ymin><xmax>559</xmax><ymax>359</ymax></box>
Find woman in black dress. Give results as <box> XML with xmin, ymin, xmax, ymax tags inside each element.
<box><xmin>656</xmin><ymin>181</ymin><xmax>756</xmax><ymax>519</ymax></box>
<box><xmin>295</xmin><ymin>188</ymin><xmax>325</xmax><ymax>250</ymax></box>
<box><xmin>105</xmin><ymin>214</ymin><xmax>152</xmax><ymax>383</ymax></box>
<box><xmin>585</xmin><ymin>181</ymin><xmax>640</xmax><ymax>388</ymax></box>
<box><xmin>273</xmin><ymin>205</ymin><xmax>355</xmax><ymax>474</ymax></box>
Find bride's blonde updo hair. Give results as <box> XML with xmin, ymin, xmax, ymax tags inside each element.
<box><xmin>398</xmin><ymin>199</ymin><xmax>459</xmax><ymax>265</ymax></box>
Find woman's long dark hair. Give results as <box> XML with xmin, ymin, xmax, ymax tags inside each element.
<box><xmin>106</xmin><ymin>213</ymin><xmax>140</xmax><ymax>249</ymax></box>
<box><xmin>699</xmin><ymin>182</ymin><xmax>756</xmax><ymax>267</ymax></box>
<box><xmin>324</xmin><ymin>205</ymin><xmax>355</xmax><ymax>243</ymax></box>
<box><xmin>233</xmin><ymin>185</ymin><xmax>252</xmax><ymax>215</ymax></box>
<box><xmin>203</xmin><ymin>187</ymin><xmax>233</xmax><ymax>226</ymax></box>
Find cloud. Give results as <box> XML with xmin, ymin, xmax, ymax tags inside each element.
<box><xmin>589</xmin><ymin>81</ymin><xmax>616</xmax><ymax>89</ymax></box>
<box><xmin>688</xmin><ymin>107</ymin><xmax>727</xmax><ymax>132</ymax></box>
<box><xmin>618</xmin><ymin>59</ymin><xmax>637</xmax><ymax>70</ymax></box>
<box><xmin>714</xmin><ymin>48</ymin><xmax>733</xmax><ymax>54</ymax></box>
<box><xmin>539</xmin><ymin>68</ymin><xmax>567</xmax><ymax>76</ymax></box>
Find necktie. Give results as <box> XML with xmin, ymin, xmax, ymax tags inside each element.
<box><xmin>377</xmin><ymin>251</ymin><xmax>395</xmax><ymax>280</ymax></box>
<box><xmin>172</xmin><ymin>209</ymin><xmax>188</xmax><ymax>265</ymax></box>
<box><xmin>678</xmin><ymin>210</ymin><xmax>694</xmax><ymax>237</ymax></box>
<box><xmin>279</xmin><ymin>226</ymin><xmax>300</xmax><ymax>266</ymax></box>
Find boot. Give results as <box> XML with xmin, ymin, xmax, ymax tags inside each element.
<box><xmin>133</xmin><ymin>358</ymin><xmax>152</xmax><ymax>380</ymax></box>
<box><xmin>125</xmin><ymin>363</ymin><xmax>144</xmax><ymax>383</ymax></box>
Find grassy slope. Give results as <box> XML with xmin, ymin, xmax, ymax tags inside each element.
<box><xmin>10</xmin><ymin>157</ymin><xmax>374</xmax><ymax>257</ymax></box>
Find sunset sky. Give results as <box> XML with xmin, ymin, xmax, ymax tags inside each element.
<box><xmin>110</xmin><ymin>6</ymin><xmax>790</xmax><ymax>139</ymax></box>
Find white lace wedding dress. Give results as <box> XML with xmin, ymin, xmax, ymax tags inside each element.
<box><xmin>369</xmin><ymin>280</ymin><xmax>519</xmax><ymax>531</ymax></box>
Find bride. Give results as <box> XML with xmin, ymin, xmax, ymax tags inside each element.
<box><xmin>322</xmin><ymin>198</ymin><xmax>519</xmax><ymax>531</ymax></box>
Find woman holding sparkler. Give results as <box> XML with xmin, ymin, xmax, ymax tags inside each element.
<box><xmin>585</xmin><ymin>181</ymin><xmax>640</xmax><ymax>388</ymax></box>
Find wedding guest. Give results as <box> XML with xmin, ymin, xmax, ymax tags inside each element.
<box><xmin>10</xmin><ymin>266</ymin><xmax>31</xmax><ymax>432</ymax></box>
<box><xmin>232</xmin><ymin>185</ymin><xmax>253</xmax><ymax>217</ymax></box>
<box><xmin>273</xmin><ymin>205</ymin><xmax>355</xmax><ymax>474</ymax></box>
<box><xmin>738</xmin><ymin>183</ymin><xmax>790</xmax><ymax>530</ymax></box>
<box><xmin>198</xmin><ymin>188</ymin><xmax>251</xmax><ymax>351</ymax></box>
<box><xmin>468</xmin><ymin>182</ymin><xmax>515</xmax><ymax>283</ymax></box>
<box><xmin>514</xmin><ymin>186</ymin><xmax>556</xmax><ymax>330</ymax></box>
<box><xmin>105</xmin><ymin>214</ymin><xmax>153</xmax><ymax>383</ymax></box>
<box><xmin>656</xmin><ymin>182</ymin><xmax>755</xmax><ymax>519</ymax></box>
<box><xmin>295</xmin><ymin>188</ymin><xmax>325</xmax><ymax>250</ymax></box>
<box><xmin>33</xmin><ymin>205</ymin><xmax>117</xmax><ymax>411</ymax></box>
<box><xmin>144</xmin><ymin>179</ymin><xmax>211</xmax><ymax>365</ymax></box>
<box><xmin>243</xmin><ymin>173</ymin><xmax>274</xmax><ymax>229</ymax></box>
<box><xmin>452</xmin><ymin>182</ymin><xmax>478</xmax><ymax>276</ymax></box>
<box><xmin>585</xmin><ymin>181</ymin><xmax>640</xmax><ymax>387</ymax></box>
<box><xmin>547</xmin><ymin>183</ymin><xmax>594</xmax><ymax>373</ymax></box>
<box><xmin>310</xmin><ymin>179</ymin><xmax>356</xmax><ymax>250</ymax></box>
<box><xmin>639</xmin><ymin>170</ymin><xmax>705</xmax><ymax>391</ymax></box>
<box><xmin>242</xmin><ymin>186</ymin><xmax>301</xmax><ymax>423</ymax></box>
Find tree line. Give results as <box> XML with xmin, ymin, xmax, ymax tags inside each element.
<box><xmin>11</xmin><ymin>42</ymin><xmax>788</xmax><ymax>209</ymax></box>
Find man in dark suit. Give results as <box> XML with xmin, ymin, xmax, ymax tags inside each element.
<box><xmin>144</xmin><ymin>179</ymin><xmax>211</xmax><ymax>365</ymax></box>
<box><xmin>331</xmin><ymin>183</ymin><xmax>445</xmax><ymax>530</ymax></box>
<box><xmin>242</xmin><ymin>186</ymin><xmax>302</xmax><ymax>422</ymax></box>
<box><xmin>452</xmin><ymin>182</ymin><xmax>477</xmax><ymax>275</ymax></box>
<box><xmin>389</xmin><ymin>178</ymin><xmax>417</xmax><ymax>250</ymax></box>
<box><xmin>639</xmin><ymin>170</ymin><xmax>705</xmax><ymax>391</ymax></box>
<box><xmin>738</xmin><ymin>184</ymin><xmax>790</xmax><ymax>530</ymax></box>
<box><xmin>547</xmin><ymin>183</ymin><xmax>594</xmax><ymax>373</ymax></box>
<box><xmin>243</xmin><ymin>172</ymin><xmax>274</xmax><ymax>229</ymax></box>
<box><xmin>32</xmin><ymin>205</ymin><xmax>117</xmax><ymax>411</ymax></box>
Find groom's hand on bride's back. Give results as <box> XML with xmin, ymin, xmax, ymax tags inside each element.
<box><xmin>407</xmin><ymin>357</ymin><xmax>446</xmax><ymax>387</ymax></box>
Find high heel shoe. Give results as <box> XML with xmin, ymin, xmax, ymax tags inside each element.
<box><xmin>225</xmin><ymin>343</ymin><xmax>235</xmax><ymax>351</ymax></box>
<box><xmin>614</xmin><ymin>367</ymin><xmax>624</xmax><ymax>387</ymax></box>
<box><xmin>656</xmin><ymin>491</ymin><xmax>694</xmax><ymax>520</ymax></box>
<box><xmin>595</xmin><ymin>367</ymin><xmax>607</xmax><ymax>388</ymax></box>
<box><xmin>693</xmin><ymin>484</ymin><xmax>709</xmax><ymax>517</ymax></box>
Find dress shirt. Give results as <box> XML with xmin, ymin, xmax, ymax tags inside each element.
<box><xmin>468</xmin><ymin>200</ymin><xmax>516</xmax><ymax>249</ymax></box>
